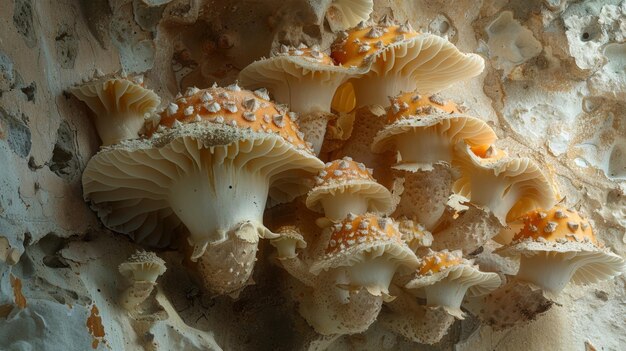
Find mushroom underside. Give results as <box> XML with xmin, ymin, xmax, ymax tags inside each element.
<box><xmin>307</xmin><ymin>182</ymin><xmax>393</xmax><ymax>220</ymax></box>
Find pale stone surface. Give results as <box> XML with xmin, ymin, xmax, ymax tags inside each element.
<box><xmin>0</xmin><ymin>0</ymin><xmax>625</xmax><ymax>350</ymax></box>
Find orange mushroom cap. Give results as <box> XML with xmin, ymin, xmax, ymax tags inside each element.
<box><xmin>386</xmin><ymin>92</ymin><xmax>461</xmax><ymax>124</ymax></box>
<box><xmin>511</xmin><ymin>205</ymin><xmax>598</xmax><ymax>246</ymax></box>
<box><xmin>416</xmin><ymin>250</ymin><xmax>464</xmax><ymax>276</ymax></box>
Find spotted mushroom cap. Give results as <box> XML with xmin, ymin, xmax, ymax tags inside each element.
<box><xmin>397</xmin><ymin>218</ymin><xmax>434</xmax><ymax>251</ymax></box>
<box><xmin>331</xmin><ymin>19</ymin><xmax>484</xmax><ymax>99</ymax></box>
<box><xmin>372</xmin><ymin>92</ymin><xmax>496</xmax><ymax>153</ymax></box>
<box><xmin>305</xmin><ymin>157</ymin><xmax>394</xmax><ymax>214</ymax></box>
<box><xmin>271</xmin><ymin>225</ymin><xmax>307</xmax><ymax>249</ymax></box>
<box><xmin>496</xmin><ymin>206</ymin><xmax>626</xmax><ymax>285</ymax></box>
<box><xmin>331</xmin><ymin>20</ymin><xmax>419</xmax><ymax>68</ymax></box>
<box><xmin>325</xmin><ymin>0</ymin><xmax>374</xmax><ymax>31</ymax></box>
<box><xmin>82</xmin><ymin>84</ymin><xmax>324</xmax><ymax>247</ymax></box>
<box><xmin>405</xmin><ymin>249</ymin><xmax>501</xmax><ymax>297</ymax></box>
<box><xmin>238</xmin><ymin>44</ymin><xmax>360</xmax><ymax>114</ymax></box>
<box><xmin>309</xmin><ymin>213</ymin><xmax>418</xmax><ymax>274</ymax></box>
<box><xmin>118</xmin><ymin>250</ymin><xmax>166</xmax><ymax>283</ymax></box>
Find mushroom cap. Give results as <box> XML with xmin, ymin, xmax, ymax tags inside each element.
<box><xmin>372</xmin><ymin>92</ymin><xmax>497</xmax><ymax>154</ymax></box>
<box><xmin>83</xmin><ymin>85</ymin><xmax>323</xmax><ymax>247</ymax></box>
<box><xmin>309</xmin><ymin>213</ymin><xmax>418</xmax><ymax>274</ymax></box>
<box><xmin>71</xmin><ymin>76</ymin><xmax>160</xmax><ymax>119</ymax></box>
<box><xmin>306</xmin><ymin>157</ymin><xmax>393</xmax><ymax>214</ymax></box>
<box><xmin>118</xmin><ymin>250</ymin><xmax>166</xmax><ymax>282</ymax></box>
<box><xmin>453</xmin><ymin>143</ymin><xmax>557</xmax><ymax>223</ymax></box>
<box><xmin>270</xmin><ymin>225</ymin><xmax>308</xmax><ymax>249</ymax></box>
<box><xmin>405</xmin><ymin>250</ymin><xmax>501</xmax><ymax>297</ymax></box>
<box><xmin>331</xmin><ymin>22</ymin><xmax>420</xmax><ymax>68</ymax></box>
<box><xmin>325</xmin><ymin>0</ymin><xmax>374</xmax><ymax>31</ymax></box>
<box><xmin>496</xmin><ymin>206</ymin><xmax>626</xmax><ymax>286</ymax></box>
<box><xmin>238</xmin><ymin>45</ymin><xmax>359</xmax><ymax>114</ymax></box>
<box><xmin>331</xmin><ymin>21</ymin><xmax>484</xmax><ymax>94</ymax></box>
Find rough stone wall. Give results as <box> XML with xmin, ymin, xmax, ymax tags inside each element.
<box><xmin>0</xmin><ymin>0</ymin><xmax>624</xmax><ymax>350</ymax></box>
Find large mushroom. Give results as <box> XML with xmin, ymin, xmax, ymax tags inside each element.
<box><xmin>495</xmin><ymin>206</ymin><xmax>626</xmax><ymax>294</ymax></box>
<box><xmin>331</xmin><ymin>18</ymin><xmax>484</xmax><ymax>107</ymax></box>
<box><xmin>371</xmin><ymin>92</ymin><xmax>496</xmax><ymax>230</ymax></box>
<box><xmin>305</xmin><ymin>157</ymin><xmax>394</xmax><ymax>223</ymax></box>
<box><xmin>298</xmin><ymin>213</ymin><xmax>418</xmax><ymax>335</ymax></box>
<box><xmin>404</xmin><ymin>249</ymin><xmax>501</xmax><ymax>318</ymax></box>
<box><xmin>71</xmin><ymin>75</ymin><xmax>160</xmax><ymax>145</ymax></box>
<box><xmin>452</xmin><ymin>142</ymin><xmax>557</xmax><ymax>225</ymax></box>
<box><xmin>82</xmin><ymin>84</ymin><xmax>324</xmax><ymax>295</ymax></box>
<box><xmin>239</xmin><ymin>44</ymin><xmax>361</xmax><ymax>154</ymax></box>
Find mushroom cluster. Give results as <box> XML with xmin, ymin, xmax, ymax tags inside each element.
<box><xmin>72</xmin><ymin>12</ymin><xmax>624</xmax><ymax>347</ymax></box>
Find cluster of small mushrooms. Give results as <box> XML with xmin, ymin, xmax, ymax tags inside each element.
<box><xmin>71</xmin><ymin>8</ymin><xmax>625</xmax><ymax>346</ymax></box>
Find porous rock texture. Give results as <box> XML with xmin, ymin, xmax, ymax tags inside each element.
<box><xmin>0</xmin><ymin>0</ymin><xmax>625</xmax><ymax>350</ymax></box>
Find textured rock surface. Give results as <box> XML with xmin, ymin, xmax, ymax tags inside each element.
<box><xmin>0</xmin><ymin>0</ymin><xmax>624</xmax><ymax>350</ymax></box>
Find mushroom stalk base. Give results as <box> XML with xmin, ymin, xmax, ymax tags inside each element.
<box><xmin>120</xmin><ymin>281</ymin><xmax>156</xmax><ymax>311</ymax></box>
<box><xmin>470</xmin><ymin>175</ymin><xmax>521</xmax><ymax>224</ymax></box>
<box><xmin>424</xmin><ymin>278</ymin><xmax>470</xmax><ymax>318</ymax></box>
<box><xmin>345</xmin><ymin>257</ymin><xmax>396</xmax><ymax>297</ymax></box>
<box><xmin>279</xmin><ymin>257</ymin><xmax>316</xmax><ymax>287</ymax></box>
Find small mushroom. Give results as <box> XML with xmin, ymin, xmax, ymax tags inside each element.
<box><xmin>452</xmin><ymin>142</ymin><xmax>557</xmax><ymax>225</ymax></box>
<box><xmin>404</xmin><ymin>249</ymin><xmax>501</xmax><ymax>319</ymax></box>
<box><xmin>306</xmin><ymin>157</ymin><xmax>393</xmax><ymax>222</ymax></box>
<box><xmin>270</xmin><ymin>225</ymin><xmax>307</xmax><ymax>260</ymax></box>
<box><xmin>299</xmin><ymin>213</ymin><xmax>418</xmax><ymax>335</ymax></box>
<box><xmin>331</xmin><ymin>20</ymin><xmax>484</xmax><ymax>107</ymax></box>
<box><xmin>83</xmin><ymin>85</ymin><xmax>323</xmax><ymax>295</ymax></box>
<box><xmin>495</xmin><ymin>206</ymin><xmax>626</xmax><ymax>294</ymax></box>
<box><xmin>239</xmin><ymin>46</ymin><xmax>361</xmax><ymax>154</ymax></box>
<box><xmin>118</xmin><ymin>250</ymin><xmax>166</xmax><ymax>311</ymax></box>
<box><xmin>71</xmin><ymin>75</ymin><xmax>160</xmax><ymax>145</ymax></box>
<box><xmin>372</xmin><ymin>92</ymin><xmax>497</xmax><ymax>172</ymax></box>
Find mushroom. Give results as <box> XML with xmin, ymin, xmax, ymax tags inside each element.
<box><xmin>270</xmin><ymin>225</ymin><xmax>317</xmax><ymax>287</ymax></box>
<box><xmin>299</xmin><ymin>213</ymin><xmax>418</xmax><ymax>335</ymax></box>
<box><xmin>306</xmin><ymin>157</ymin><xmax>394</xmax><ymax>222</ymax></box>
<box><xmin>372</xmin><ymin>92</ymin><xmax>497</xmax><ymax>172</ymax></box>
<box><xmin>118</xmin><ymin>250</ymin><xmax>166</xmax><ymax>311</ymax></box>
<box><xmin>495</xmin><ymin>206</ymin><xmax>626</xmax><ymax>294</ymax></box>
<box><xmin>404</xmin><ymin>249</ymin><xmax>501</xmax><ymax>318</ymax></box>
<box><xmin>71</xmin><ymin>75</ymin><xmax>160</xmax><ymax>145</ymax></box>
<box><xmin>371</xmin><ymin>92</ymin><xmax>496</xmax><ymax>230</ymax></box>
<box><xmin>331</xmin><ymin>18</ymin><xmax>484</xmax><ymax>107</ymax></box>
<box><xmin>239</xmin><ymin>45</ymin><xmax>360</xmax><ymax>154</ymax></box>
<box><xmin>83</xmin><ymin>84</ymin><xmax>324</xmax><ymax>295</ymax></box>
<box><xmin>452</xmin><ymin>142</ymin><xmax>558</xmax><ymax>225</ymax></box>
<box><xmin>325</xmin><ymin>0</ymin><xmax>374</xmax><ymax>32</ymax></box>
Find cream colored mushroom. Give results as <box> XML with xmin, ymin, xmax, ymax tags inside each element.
<box><xmin>404</xmin><ymin>249</ymin><xmax>501</xmax><ymax>318</ymax></box>
<box><xmin>496</xmin><ymin>206</ymin><xmax>626</xmax><ymax>294</ymax></box>
<box><xmin>299</xmin><ymin>213</ymin><xmax>418</xmax><ymax>335</ymax></box>
<box><xmin>83</xmin><ymin>84</ymin><xmax>323</xmax><ymax>295</ymax></box>
<box><xmin>239</xmin><ymin>45</ymin><xmax>361</xmax><ymax>154</ymax></box>
<box><xmin>118</xmin><ymin>250</ymin><xmax>166</xmax><ymax>311</ymax></box>
<box><xmin>306</xmin><ymin>157</ymin><xmax>393</xmax><ymax>222</ymax></box>
<box><xmin>331</xmin><ymin>19</ymin><xmax>484</xmax><ymax>107</ymax></box>
<box><xmin>71</xmin><ymin>75</ymin><xmax>160</xmax><ymax>145</ymax></box>
<box><xmin>453</xmin><ymin>142</ymin><xmax>558</xmax><ymax>225</ymax></box>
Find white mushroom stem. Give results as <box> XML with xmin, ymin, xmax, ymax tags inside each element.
<box><xmin>351</xmin><ymin>75</ymin><xmax>416</xmax><ymax>108</ymax></box>
<box><xmin>298</xmin><ymin>112</ymin><xmax>334</xmax><ymax>155</ymax></box>
<box><xmin>272</xmin><ymin>78</ymin><xmax>340</xmax><ymax>115</ymax></box>
<box><xmin>169</xmin><ymin>162</ymin><xmax>272</xmax><ymax>260</ymax></box>
<box><xmin>344</xmin><ymin>257</ymin><xmax>397</xmax><ymax>297</ymax></box>
<box><xmin>423</xmin><ymin>279</ymin><xmax>470</xmax><ymax>318</ymax></box>
<box><xmin>516</xmin><ymin>251</ymin><xmax>599</xmax><ymax>294</ymax></box>
<box><xmin>96</xmin><ymin>112</ymin><xmax>149</xmax><ymax>145</ymax></box>
<box><xmin>272</xmin><ymin>238</ymin><xmax>301</xmax><ymax>260</ymax></box>
<box><xmin>468</xmin><ymin>175</ymin><xmax>522</xmax><ymax>224</ymax></box>
<box><xmin>120</xmin><ymin>281</ymin><xmax>156</xmax><ymax>311</ymax></box>
<box><xmin>394</xmin><ymin>128</ymin><xmax>452</xmax><ymax>169</ymax></box>
<box><xmin>279</xmin><ymin>257</ymin><xmax>317</xmax><ymax>287</ymax></box>
<box><xmin>320</xmin><ymin>192</ymin><xmax>369</xmax><ymax>221</ymax></box>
